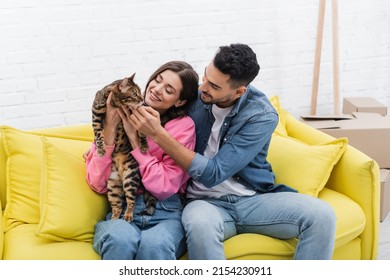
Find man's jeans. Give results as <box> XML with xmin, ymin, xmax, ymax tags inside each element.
<box><xmin>93</xmin><ymin>194</ymin><xmax>185</xmax><ymax>260</ymax></box>
<box><xmin>182</xmin><ymin>192</ymin><xmax>336</xmax><ymax>260</ymax></box>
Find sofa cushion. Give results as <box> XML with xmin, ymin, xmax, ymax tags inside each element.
<box><xmin>3</xmin><ymin>224</ymin><xmax>100</xmax><ymax>260</ymax></box>
<box><xmin>267</xmin><ymin>134</ymin><xmax>348</xmax><ymax>197</ymax></box>
<box><xmin>224</xmin><ymin>188</ymin><xmax>365</xmax><ymax>259</ymax></box>
<box><xmin>224</xmin><ymin>233</ymin><xmax>296</xmax><ymax>260</ymax></box>
<box><xmin>0</xmin><ymin>126</ymin><xmax>91</xmax><ymax>232</ymax></box>
<box><xmin>269</xmin><ymin>95</ymin><xmax>288</xmax><ymax>136</ymax></box>
<box><xmin>318</xmin><ymin>188</ymin><xmax>366</xmax><ymax>248</ymax></box>
<box><xmin>0</xmin><ymin>131</ymin><xmax>7</xmax><ymax>210</ymax></box>
<box><xmin>35</xmin><ymin>136</ymin><xmax>108</xmax><ymax>242</ymax></box>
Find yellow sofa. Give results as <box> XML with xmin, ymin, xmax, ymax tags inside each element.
<box><xmin>0</xmin><ymin>97</ymin><xmax>380</xmax><ymax>260</ymax></box>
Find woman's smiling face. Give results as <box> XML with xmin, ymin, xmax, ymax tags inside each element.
<box><xmin>144</xmin><ymin>70</ymin><xmax>185</xmax><ymax>114</ymax></box>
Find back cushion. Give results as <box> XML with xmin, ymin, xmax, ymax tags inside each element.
<box><xmin>0</xmin><ymin>126</ymin><xmax>92</xmax><ymax>232</ymax></box>
<box><xmin>35</xmin><ymin>136</ymin><xmax>108</xmax><ymax>242</ymax></box>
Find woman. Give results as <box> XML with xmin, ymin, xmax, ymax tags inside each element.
<box><xmin>85</xmin><ymin>61</ymin><xmax>199</xmax><ymax>260</ymax></box>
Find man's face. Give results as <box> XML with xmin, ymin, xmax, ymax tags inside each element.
<box><xmin>199</xmin><ymin>62</ymin><xmax>245</xmax><ymax>108</ymax></box>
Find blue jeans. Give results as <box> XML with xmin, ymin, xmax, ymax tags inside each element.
<box><xmin>93</xmin><ymin>194</ymin><xmax>185</xmax><ymax>260</ymax></box>
<box><xmin>182</xmin><ymin>192</ymin><xmax>336</xmax><ymax>260</ymax></box>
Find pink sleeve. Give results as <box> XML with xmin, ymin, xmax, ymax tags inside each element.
<box><xmin>131</xmin><ymin>117</ymin><xmax>196</xmax><ymax>200</ymax></box>
<box><xmin>85</xmin><ymin>142</ymin><xmax>115</xmax><ymax>194</ymax></box>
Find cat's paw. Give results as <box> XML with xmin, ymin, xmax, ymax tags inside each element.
<box><xmin>138</xmin><ymin>206</ymin><xmax>155</xmax><ymax>216</ymax></box>
<box><xmin>110</xmin><ymin>208</ymin><xmax>122</xmax><ymax>220</ymax></box>
<box><xmin>122</xmin><ymin>211</ymin><xmax>134</xmax><ymax>222</ymax></box>
<box><xmin>96</xmin><ymin>148</ymin><xmax>106</xmax><ymax>157</ymax></box>
<box><xmin>140</xmin><ymin>145</ymin><xmax>148</xmax><ymax>154</ymax></box>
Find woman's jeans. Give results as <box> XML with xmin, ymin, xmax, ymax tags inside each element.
<box><xmin>182</xmin><ymin>192</ymin><xmax>336</xmax><ymax>260</ymax></box>
<box><xmin>93</xmin><ymin>194</ymin><xmax>185</xmax><ymax>260</ymax></box>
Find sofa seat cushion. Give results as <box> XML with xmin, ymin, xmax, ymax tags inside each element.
<box><xmin>224</xmin><ymin>233</ymin><xmax>296</xmax><ymax>260</ymax></box>
<box><xmin>181</xmin><ymin>187</ymin><xmax>365</xmax><ymax>260</ymax></box>
<box><xmin>224</xmin><ymin>187</ymin><xmax>366</xmax><ymax>260</ymax></box>
<box><xmin>319</xmin><ymin>187</ymin><xmax>366</xmax><ymax>248</ymax></box>
<box><xmin>223</xmin><ymin>188</ymin><xmax>365</xmax><ymax>259</ymax></box>
<box><xmin>3</xmin><ymin>224</ymin><xmax>100</xmax><ymax>260</ymax></box>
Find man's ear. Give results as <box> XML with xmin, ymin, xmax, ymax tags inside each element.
<box><xmin>235</xmin><ymin>86</ymin><xmax>247</xmax><ymax>98</ymax></box>
<box><xmin>175</xmin><ymin>99</ymin><xmax>187</xmax><ymax>107</ymax></box>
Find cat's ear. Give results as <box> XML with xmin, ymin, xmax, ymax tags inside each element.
<box><xmin>129</xmin><ymin>73</ymin><xmax>136</xmax><ymax>81</ymax></box>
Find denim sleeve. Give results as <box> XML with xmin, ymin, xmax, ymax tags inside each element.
<box><xmin>188</xmin><ymin>153</ymin><xmax>209</xmax><ymax>181</ymax></box>
<box><xmin>188</xmin><ymin>111</ymin><xmax>278</xmax><ymax>188</ymax></box>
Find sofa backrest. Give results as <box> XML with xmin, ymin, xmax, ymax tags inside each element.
<box><xmin>0</xmin><ymin>131</ymin><xmax>6</xmax><ymax>210</ymax></box>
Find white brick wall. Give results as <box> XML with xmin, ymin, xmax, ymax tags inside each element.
<box><xmin>1</xmin><ymin>0</ymin><xmax>389</xmax><ymax>129</ymax></box>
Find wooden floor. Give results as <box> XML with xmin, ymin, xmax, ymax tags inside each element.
<box><xmin>378</xmin><ymin>213</ymin><xmax>390</xmax><ymax>260</ymax></box>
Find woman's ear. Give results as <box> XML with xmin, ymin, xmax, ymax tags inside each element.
<box><xmin>175</xmin><ymin>99</ymin><xmax>187</xmax><ymax>107</ymax></box>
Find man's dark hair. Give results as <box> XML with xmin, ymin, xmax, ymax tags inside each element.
<box><xmin>213</xmin><ymin>43</ymin><xmax>260</xmax><ymax>88</ymax></box>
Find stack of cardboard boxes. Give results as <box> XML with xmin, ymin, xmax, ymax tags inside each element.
<box><xmin>301</xmin><ymin>97</ymin><xmax>390</xmax><ymax>222</ymax></box>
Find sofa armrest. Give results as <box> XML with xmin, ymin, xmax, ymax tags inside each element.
<box><xmin>283</xmin><ymin>109</ymin><xmax>380</xmax><ymax>259</ymax></box>
<box><xmin>0</xmin><ymin>198</ymin><xmax>4</xmax><ymax>259</ymax></box>
<box><xmin>0</xmin><ymin>130</ymin><xmax>7</xmax><ymax>211</ymax></box>
<box><xmin>326</xmin><ymin>146</ymin><xmax>380</xmax><ymax>259</ymax></box>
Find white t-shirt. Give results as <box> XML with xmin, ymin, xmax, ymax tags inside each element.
<box><xmin>186</xmin><ymin>104</ymin><xmax>256</xmax><ymax>199</ymax></box>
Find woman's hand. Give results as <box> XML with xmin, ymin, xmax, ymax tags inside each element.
<box><xmin>103</xmin><ymin>92</ymin><xmax>121</xmax><ymax>146</ymax></box>
<box><xmin>118</xmin><ymin>105</ymin><xmax>140</xmax><ymax>149</ymax></box>
<box><xmin>82</xmin><ymin>148</ymin><xmax>90</xmax><ymax>161</ymax></box>
<box><xmin>128</xmin><ymin>106</ymin><xmax>163</xmax><ymax>139</ymax></box>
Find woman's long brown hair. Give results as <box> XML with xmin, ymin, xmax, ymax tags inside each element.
<box><xmin>144</xmin><ymin>61</ymin><xmax>199</xmax><ymax>125</ymax></box>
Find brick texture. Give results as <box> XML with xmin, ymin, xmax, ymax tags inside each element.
<box><xmin>1</xmin><ymin>0</ymin><xmax>389</xmax><ymax>129</ymax></box>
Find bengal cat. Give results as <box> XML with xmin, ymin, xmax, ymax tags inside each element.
<box><xmin>92</xmin><ymin>73</ymin><xmax>156</xmax><ymax>222</ymax></box>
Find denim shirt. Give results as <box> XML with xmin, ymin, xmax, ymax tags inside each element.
<box><xmin>188</xmin><ymin>85</ymin><xmax>296</xmax><ymax>194</ymax></box>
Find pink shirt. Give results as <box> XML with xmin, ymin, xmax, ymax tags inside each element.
<box><xmin>85</xmin><ymin>116</ymin><xmax>195</xmax><ymax>201</ymax></box>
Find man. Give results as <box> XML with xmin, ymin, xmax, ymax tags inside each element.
<box><xmin>129</xmin><ymin>43</ymin><xmax>336</xmax><ymax>260</ymax></box>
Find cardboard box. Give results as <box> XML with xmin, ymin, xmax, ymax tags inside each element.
<box><xmin>380</xmin><ymin>169</ymin><xmax>390</xmax><ymax>222</ymax></box>
<box><xmin>343</xmin><ymin>97</ymin><xmax>387</xmax><ymax>116</ymax></box>
<box><xmin>301</xmin><ymin>113</ymin><xmax>390</xmax><ymax>168</ymax></box>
